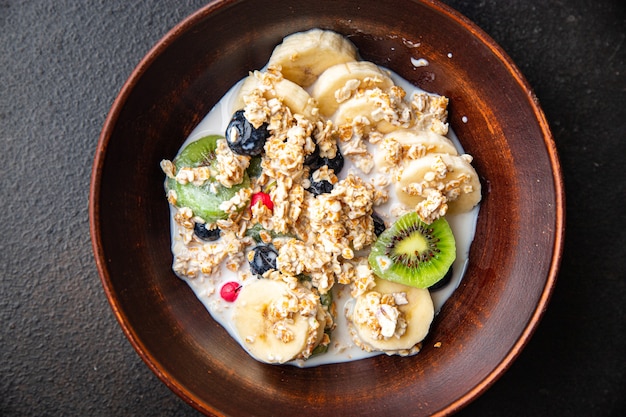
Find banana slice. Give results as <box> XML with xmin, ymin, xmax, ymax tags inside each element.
<box><xmin>396</xmin><ymin>153</ymin><xmax>481</xmax><ymax>216</ymax></box>
<box><xmin>267</xmin><ymin>28</ymin><xmax>358</xmax><ymax>87</ymax></box>
<box><xmin>348</xmin><ymin>278</ymin><xmax>434</xmax><ymax>354</ymax></box>
<box><xmin>310</xmin><ymin>61</ymin><xmax>395</xmax><ymax>116</ymax></box>
<box><xmin>332</xmin><ymin>94</ymin><xmax>398</xmax><ymax>134</ymax></box>
<box><xmin>374</xmin><ymin>129</ymin><xmax>460</xmax><ymax>172</ymax></box>
<box><xmin>233</xmin><ymin>278</ymin><xmax>327</xmax><ymax>364</ymax></box>
<box><xmin>233</xmin><ymin>71</ymin><xmax>319</xmax><ymax>121</ymax></box>
<box><xmin>386</xmin><ymin>129</ymin><xmax>459</xmax><ymax>155</ymax></box>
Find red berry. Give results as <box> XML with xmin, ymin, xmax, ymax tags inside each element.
<box><xmin>250</xmin><ymin>191</ymin><xmax>273</xmax><ymax>211</ymax></box>
<box><xmin>220</xmin><ymin>281</ymin><xmax>241</xmax><ymax>302</ymax></box>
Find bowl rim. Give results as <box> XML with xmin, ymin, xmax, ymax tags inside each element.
<box><xmin>89</xmin><ymin>0</ymin><xmax>565</xmax><ymax>415</ymax></box>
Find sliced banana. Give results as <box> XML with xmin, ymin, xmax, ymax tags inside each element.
<box><xmin>387</xmin><ymin>129</ymin><xmax>459</xmax><ymax>155</ymax></box>
<box><xmin>332</xmin><ymin>94</ymin><xmax>398</xmax><ymax>134</ymax></box>
<box><xmin>233</xmin><ymin>278</ymin><xmax>327</xmax><ymax>364</ymax></box>
<box><xmin>374</xmin><ymin>129</ymin><xmax>460</xmax><ymax>173</ymax></box>
<box><xmin>267</xmin><ymin>28</ymin><xmax>358</xmax><ymax>87</ymax></box>
<box><xmin>310</xmin><ymin>61</ymin><xmax>395</xmax><ymax>116</ymax></box>
<box><xmin>347</xmin><ymin>278</ymin><xmax>434</xmax><ymax>354</ymax></box>
<box><xmin>396</xmin><ymin>153</ymin><xmax>481</xmax><ymax>216</ymax></box>
<box><xmin>233</xmin><ymin>71</ymin><xmax>319</xmax><ymax>121</ymax></box>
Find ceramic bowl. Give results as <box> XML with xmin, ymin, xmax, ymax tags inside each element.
<box><xmin>90</xmin><ymin>0</ymin><xmax>564</xmax><ymax>415</ymax></box>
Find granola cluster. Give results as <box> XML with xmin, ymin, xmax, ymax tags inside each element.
<box><xmin>223</xmin><ymin>69</ymin><xmax>390</xmax><ymax>299</ymax></box>
<box><xmin>163</xmin><ymin>62</ymin><xmax>456</xmax><ymax>296</ymax></box>
<box><xmin>353</xmin><ymin>290</ymin><xmax>409</xmax><ymax>341</ymax></box>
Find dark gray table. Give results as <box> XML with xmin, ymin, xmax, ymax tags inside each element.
<box><xmin>1</xmin><ymin>1</ymin><xmax>624</xmax><ymax>415</ymax></box>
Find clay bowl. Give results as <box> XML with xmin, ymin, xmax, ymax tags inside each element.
<box><xmin>90</xmin><ymin>0</ymin><xmax>564</xmax><ymax>415</ymax></box>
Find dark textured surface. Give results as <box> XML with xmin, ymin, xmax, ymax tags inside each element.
<box><xmin>0</xmin><ymin>1</ymin><xmax>624</xmax><ymax>416</ymax></box>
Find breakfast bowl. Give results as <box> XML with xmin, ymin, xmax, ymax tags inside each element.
<box><xmin>89</xmin><ymin>0</ymin><xmax>564</xmax><ymax>415</ymax></box>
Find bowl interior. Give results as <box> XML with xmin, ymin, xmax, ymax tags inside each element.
<box><xmin>90</xmin><ymin>0</ymin><xmax>563</xmax><ymax>415</ymax></box>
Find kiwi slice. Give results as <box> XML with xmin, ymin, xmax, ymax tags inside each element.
<box><xmin>175</xmin><ymin>135</ymin><xmax>220</xmax><ymax>168</ymax></box>
<box><xmin>368</xmin><ymin>212</ymin><xmax>456</xmax><ymax>289</ymax></box>
<box><xmin>246</xmin><ymin>155</ymin><xmax>263</xmax><ymax>178</ymax></box>
<box><xmin>166</xmin><ymin>135</ymin><xmax>250</xmax><ymax>222</ymax></box>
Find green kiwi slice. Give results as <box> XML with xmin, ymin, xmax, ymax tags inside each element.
<box><xmin>166</xmin><ymin>135</ymin><xmax>250</xmax><ymax>222</ymax></box>
<box><xmin>368</xmin><ymin>212</ymin><xmax>456</xmax><ymax>289</ymax></box>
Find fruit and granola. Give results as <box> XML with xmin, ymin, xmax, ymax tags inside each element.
<box><xmin>160</xmin><ymin>29</ymin><xmax>481</xmax><ymax>366</ymax></box>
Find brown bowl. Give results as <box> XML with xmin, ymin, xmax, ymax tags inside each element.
<box><xmin>89</xmin><ymin>0</ymin><xmax>564</xmax><ymax>415</ymax></box>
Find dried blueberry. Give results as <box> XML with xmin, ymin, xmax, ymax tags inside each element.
<box><xmin>325</xmin><ymin>148</ymin><xmax>344</xmax><ymax>174</ymax></box>
<box><xmin>308</xmin><ymin>179</ymin><xmax>334</xmax><ymax>196</ymax></box>
<box><xmin>249</xmin><ymin>245</ymin><xmax>278</xmax><ymax>276</ymax></box>
<box><xmin>194</xmin><ymin>222</ymin><xmax>221</xmax><ymax>241</ymax></box>
<box><xmin>372</xmin><ymin>212</ymin><xmax>387</xmax><ymax>236</ymax></box>
<box><xmin>306</xmin><ymin>146</ymin><xmax>344</xmax><ymax>175</ymax></box>
<box><xmin>303</xmin><ymin>143</ymin><xmax>320</xmax><ymax>166</ymax></box>
<box><xmin>225</xmin><ymin>110</ymin><xmax>269</xmax><ymax>156</ymax></box>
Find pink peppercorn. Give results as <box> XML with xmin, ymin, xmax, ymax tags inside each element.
<box><xmin>250</xmin><ymin>191</ymin><xmax>273</xmax><ymax>211</ymax></box>
<box><xmin>220</xmin><ymin>282</ymin><xmax>241</xmax><ymax>302</ymax></box>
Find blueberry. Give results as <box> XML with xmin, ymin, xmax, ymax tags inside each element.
<box><xmin>303</xmin><ymin>143</ymin><xmax>320</xmax><ymax>166</ymax></box>
<box><xmin>308</xmin><ymin>179</ymin><xmax>334</xmax><ymax>196</ymax></box>
<box><xmin>225</xmin><ymin>110</ymin><xmax>269</xmax><ymax>156</ymax></box>
<box><xmin>306</xmin><ymin>146</ymin><xmax>344</xmax><ymax>175</ymax></box>
<box><xmin>325</xmin><ymin>149</ymin><xmax>344</xmax><ymax>174</ymax></box>
<box><xmin>249</xmin><ymin>245</ymin><xmax>278</xmax><ymax>276</ymax></box>
<box><xmin>429</xmin><ymin>267</ymin><xmax>454</xmax><ymax>291</ymax></box>
<box><xmin>194</xmin><ymin>222</ymin><xmax>221</xmax><ymax>241</ymax></box>
<box><xmin>372</xmin><ymin>212</ymin><xmax>387</xmax><ymax>236</ymax></box>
